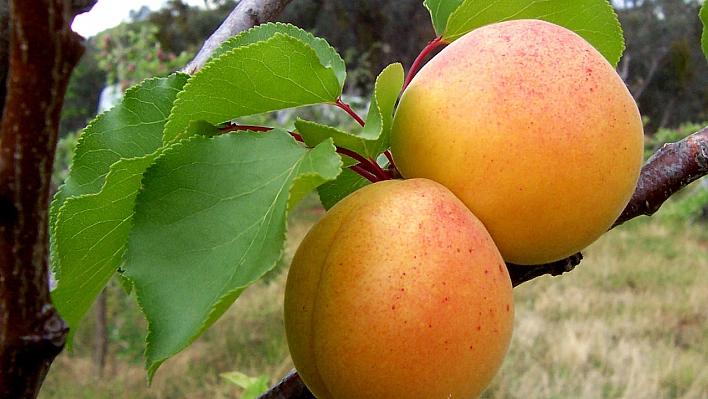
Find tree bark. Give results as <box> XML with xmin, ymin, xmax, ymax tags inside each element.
<box><xmin>0</xmin><ymin>0</ymin><xmax>90</xmax><ymax>397</ymax></box>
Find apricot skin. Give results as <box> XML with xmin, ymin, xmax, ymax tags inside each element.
<box><xmin>390</xmin><ymin>19</ymin><xmax>644</xmax><ymax>265</ymax></box>
<box><xmin>284</xmin><ymin>178</ymin><xmax>514</xmax><ymax>399</ymax></box>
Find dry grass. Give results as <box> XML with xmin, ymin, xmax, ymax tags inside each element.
<box><xmin>40</xmin><ymin>201</ymin><xmax>708</xmax><ymax>399</ymax></box>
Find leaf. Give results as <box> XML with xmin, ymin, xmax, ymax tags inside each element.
<box><xmin>209</xmin><ymin>22</ymin><xmax>346</xmax><ymax>89</ymax></box>
<box><xmin>50</xmin><ymin>73</ymin><xmax>189</xmax><ymax>259</ymax></box>
<box><xmin>439</xmin><ymin>0</ymin><xmax>624</xmax><ymax>67</ymax></box>
<box><xmin>295</xmin><ymin>118</ymin><xmax>367</xmax><ymax>156</ymax></box>
<box><xmin>701</xmin><ymin>3</ymin><xmax>708</xmax><ymax>63</ymax></box>
<box><xmin>358</xmin><ymin>63</ymin><xmax>404</xmax><ymax>158</ymax></box>
<box><xmin>317</xmin><ymin>167</ymin><xmax>371</xmax><ymax>210</ymax></box>
<box><xmin>49</xmin><ymin>74</ymin><xmax>189</xmax><ymax>346</ymax></box>
<box><xmin>221</xmin><ymin>371</ymin><xmax>270</xmax><ymax>399</ymax></box>
<box><xmin>120</xmin><ymin>130</ymin><xmax>341</xmax><ymax>380</ymax></box>
<box><xmin>163</xmin><ymin>33</ymin><xmax>343</xmax><ymax>143</ymax></box>
<box><xmin>51</xmin><ymin>154</ymin><xmax>160</xmax><ymax>346</ymax></box>
<box><xmin>424</xmin><ymin>0</ymin><xmax>465</xmax><ymax>36</ymax></box>
<box><xmin>296</xmin><ymin>63</ymin><xmax>404</xmax><ymax>160</ymax></box>
<box><xmin>52</xmin><ymin>119</ymin><xmax>217</xmax><ymax>346</ymax></box>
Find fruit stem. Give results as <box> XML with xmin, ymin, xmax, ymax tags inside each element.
<box><xmin>403</xmin><ymin>35</ymin><xmax>447</xmax><ymax>91</ymax></box>
<box><xmin>383</xmin><ymin>150</ymin><xmax>396</xmax><ymax>173</ymax></box>
<box><xmin>349</xmin><ymin>164</ymin><xmax>379</xmax><ymax>183</ymax></box>
<box><xmin>336</xmin><ymin>147</ymin><xmax>387</xmax><ymax>180</ymax></box>
<box><xmin>335</xmin><ymin>97</ymin><xmax>366</xmax><ymax>127</ymax></box>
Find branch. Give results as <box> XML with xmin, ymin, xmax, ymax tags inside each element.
<box><xmin>613</xmin><ymin>126</ymin><xmax>708</xmax><ymax>226</ymax></box>
<box><xmin>0</xmin><ymin>0</ymin><xmax>85</xmax><ymax>396</ymax></box>
<box><xmin>182</xmin><ymin>0</ymin><xmax>296</xmax><ymax>74</ymax></box>
<box><xmin>257</xmin><ymin>370</ymin><xmax>315</xmax><ymax>399</ymax></box>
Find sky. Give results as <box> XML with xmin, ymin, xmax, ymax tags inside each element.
<box><xmin>72</xmin><ymin>0</ymin><xmax>207</xmax><ymax>37</ymax></box>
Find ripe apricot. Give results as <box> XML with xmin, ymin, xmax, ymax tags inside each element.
<box><xmin>390</xmin><ymin>20</ymin><xmax>644</xmax><ymax>264</ymax></box>
<box><xmin>284</xmin><ymin>178</ymin><xmax>514</xmax><ymax>399</ymax></box>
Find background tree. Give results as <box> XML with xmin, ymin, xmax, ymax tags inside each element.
<box><xmin>617</xmin><ymin>0</ymin><xmax>708</xmax><ymax>131</ymax></box>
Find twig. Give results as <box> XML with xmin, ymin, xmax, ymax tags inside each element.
<box><xmin>183</xmin><ymin>0</ymin><xmax>296</xmax><ymax>74</ymax></box>
<box><xmin>613</xmin><ymin>126</ymin><xmax>708</xmax><ymax>227</ymax></box>
<box><xmin>257</xmin><ymin>370</ymin><xmax>314</xmax><ymax>399</ymax></box>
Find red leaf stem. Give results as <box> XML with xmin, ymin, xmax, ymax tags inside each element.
<box><xmin>335</xmin><ymin>98</ymin><xmax>366</xmax><ymax>127</ymax></box>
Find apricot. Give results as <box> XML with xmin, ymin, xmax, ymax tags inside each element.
<box><xmin>389</xmin><ymin>19</ymin><xmax>644</xmax><ymax>265</ymax></box>
<box><xmin>284</xmin><ymin>178</ymin><xmax>514</xmax><ymax>399</ymax></box>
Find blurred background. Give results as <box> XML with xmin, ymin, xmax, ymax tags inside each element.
<box><xmin>44</xmin><ymin>0</ymin><xmax>708</xmax><ymax>398</ymax></box>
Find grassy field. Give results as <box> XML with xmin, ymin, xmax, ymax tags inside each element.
<box><xmin>39</xmin><ymin>194</ymin><xmax>708</xmax><ymax>399</ymax></box>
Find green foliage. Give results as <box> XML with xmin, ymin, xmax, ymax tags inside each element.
<box><xmin>163</xmin><ymin>29</ymin><xmax>344</xmax><ymax>143</ymax></box>
<box><xmin>96</xmin><ymin>22</ymin><xmax>192</xmax><ymax>88</ymax></box>
<box><xmin>122</xmin><ymin>132</ymin><xmax>339</xmax><ymax>380</ymax></box>
<box><xmin>208</xmin><ymin>22</ymin><xmax>347</xmax><ymax>88</ymax></box>
<box><xmin>50</xmin><ymin>75</ymin><xmax>189</xmax><ymax>346</ymax></box>
<box><xmin>424</xmin><ymin>0</ymin><xmax>625</xmax><ymax>66</ymax></box>
<box><xmin>220</xmin><ymin>371</ymin><xmax>270</xmax><ymax>399</ymax></box>
<box><xmin>701</xmin><ymin>2</ymin><xmax>708</xmax><ymax>64</ymax></box>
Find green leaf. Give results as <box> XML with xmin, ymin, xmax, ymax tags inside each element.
<box><xmin>49</xmin><ymin>74</ymin><xmax>188</xmax><ymax>346</ymax></box>
<box><xmin>424</xmin><ymin>0</ymin><xmax>465</xmax><ymax>36</ymax></box>
<box><xmin>440</xmin><ymin>0</ymin><xmax>624</xmax><ymax>67</ymax></box>
<box><xmin>209</xmin><ymin>22</ymin><xmax>346</xmax><ymax>89</ymax></box>
<box><xmin>358</xmin><ymin>63</ymin><xmax>404</xmax><ymax>158</ymax></box>
<box><xmin>51</xmin><ymin>154</ymin><xmax>160</xmax><ymax>346</ymax></box>
<box><xmin>317</xmin><ymin>167</ymin><xmax>371</xmax><ymax>210</ymax></box>
<box><xmin>221</xmin><ymin>371</ymin><xmax>270</xmax><ymax>399</ymax></box>
<box><xmin>701</xmin><ymin>3</ymin><xmax>708</xmax><ymax>63</ymax></box>
<box><xmin>295</xmin><ymin>63</ymin><xmax>404</xmax><ymax>160</ymax></box>
<box><xmin>50</xmin><ymin>74</ymin><xmax>189</xmax><ymax>256</ymax></box>
<box><xmin>295</xmin><ymin>118</ymin><xmax>367</xmax><ymax>156</ymax></box>
<box><xmin>121</xmin><ymin>129</ymin><xmax>341</xmax><ymax>380</ymax></box>
<box><xmin>163</xmin><ymin>33</ymin><xmax>343</xmax><ymax>143</ymax></box>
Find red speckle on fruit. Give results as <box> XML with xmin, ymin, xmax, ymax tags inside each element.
<box><xmin>499</xmin><ymin>264</ymin><xmax>504</xmax><ymax>273</ymax></box>
<box><xmin>392</xmin><ymin>305</ymin><xmax>396</xmax><ymax>310</ymax></box>
<box><xmin>429</xmin><ymin>324</ymin><xmax>432</xmax><ymax>328</ymax></box>
<box><xmin>484</xmin><ymin>269</ymin><xmax>489</xmax><ymax>274</ymax></box>
<box><xmin>477</xmin><ymin>326</ymin><xmax>481</xmax><ymax>331</ymax></box>
<box><xmin>507</xmin><ymin>304</ymin><xmax>510</xmax><ymax>312</ymax></box>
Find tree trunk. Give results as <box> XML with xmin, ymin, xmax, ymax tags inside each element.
<box><xmin>0</xmin><ymin>0</ymin><xmax>89</xmax><ymax>397</ymax></box>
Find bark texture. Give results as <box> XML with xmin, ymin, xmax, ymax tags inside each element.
<box><xmin>0</xmin><ymin>0</ymin><xmax>90</xmax><ymax>397</ymax></box>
